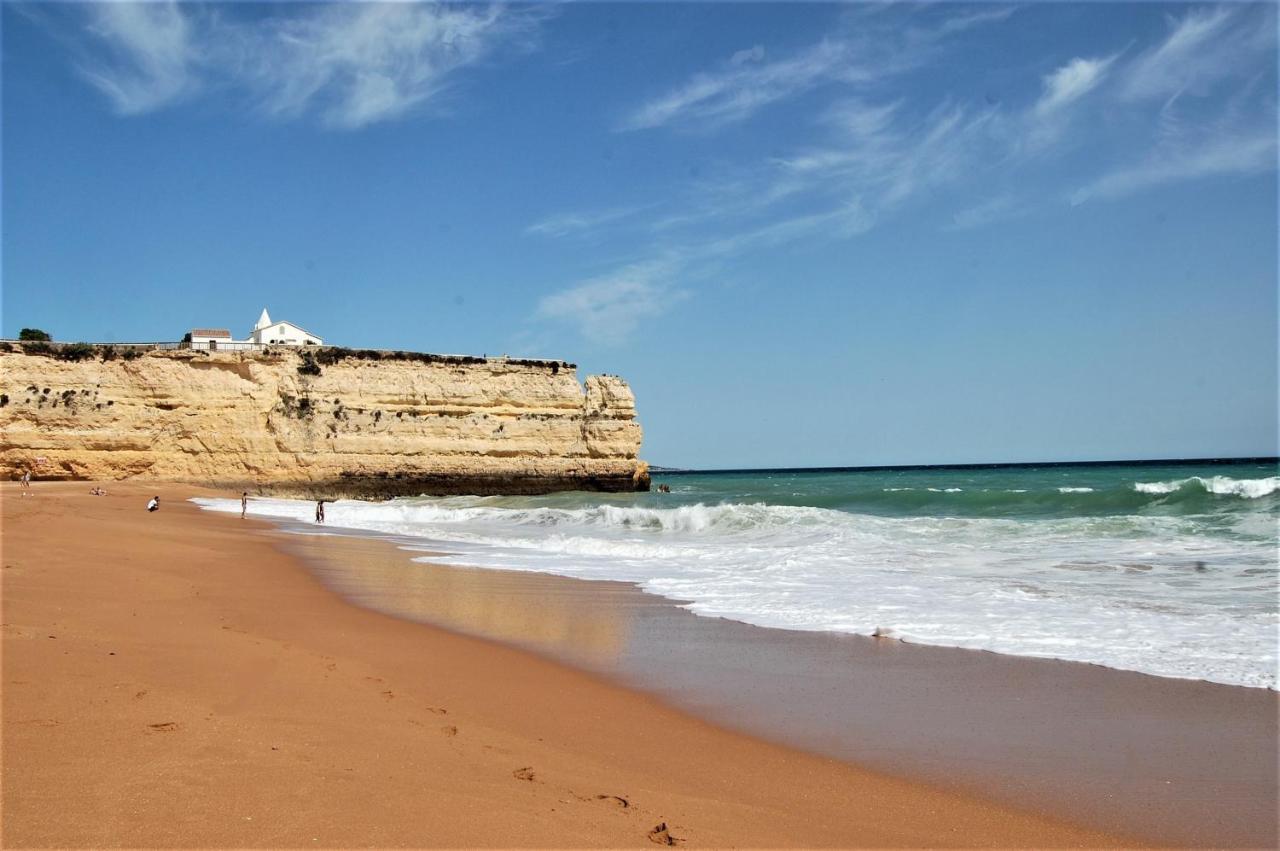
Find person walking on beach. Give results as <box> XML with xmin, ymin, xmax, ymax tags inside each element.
<box><xmin>315</xmin><ymin>499</ymin><xmax>325</xmax><ymax>524</ymax></box>
<box><xmin>20</xmin><ymin>469</ymin><xmax>31</xmax><ymax>496</ymax></box>
<box><xmin>241</xmin><ymin>492</ymin><xmax>249</xmax><ymax>519</ymax></box>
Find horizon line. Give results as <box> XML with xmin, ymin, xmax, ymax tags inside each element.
<box><xmin>652</xmin><ymin>456</ymin><xmax>1280</xmax><ymax>475</ymax></box>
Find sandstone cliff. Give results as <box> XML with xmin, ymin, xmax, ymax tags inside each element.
<box><xmin>0</xmin><ymin>346</ymin><xmax>648</xmax><ymax>496</ymax></box>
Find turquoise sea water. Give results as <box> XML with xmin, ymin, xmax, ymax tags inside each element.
<box><xmin>197</xmin><ymin>460</ymin><xmax>1279</xmax><ymax>689</ymax></box>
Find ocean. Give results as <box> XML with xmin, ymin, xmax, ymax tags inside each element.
<box><xmin>195</xmin><ymin>459</ymin><xmax>1279</xmax><ymax>690</ymax></box>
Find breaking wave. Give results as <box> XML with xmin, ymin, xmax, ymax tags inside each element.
<box><xmin>193</xmin><ymin>465</ymin><xmax>1279</xmax><ymax>691</ymax></box>
<box><xmin>1133</xmin><ymin>476</ymin><xmax>1279</xmax><ymax>499</ymax></box>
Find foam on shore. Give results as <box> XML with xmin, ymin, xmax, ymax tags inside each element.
<box><xmin>194</xmin><ymin>469</ymin><xmax>1279</xmax><ymax>690</ymax></box>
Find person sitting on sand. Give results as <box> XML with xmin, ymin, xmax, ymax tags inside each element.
<box><xmin>241</xmin><ymin>492</ymin><xmax>249</xmax><ymax>519</ymax></box>
<box><xmin>146</xmin><ymin>496</ymin><xmax>159</xmax><ymax>512</ymax></box>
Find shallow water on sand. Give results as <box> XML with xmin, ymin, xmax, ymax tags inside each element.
<box><xmin>195</xmin><ymin>460</ymin><xmax>1279</xmax><ymax>689</ymax></box>
<box><xmin>277</xmin><ymin>531</ymin><xmax>1278</xmax><ymax>849</ymax></box>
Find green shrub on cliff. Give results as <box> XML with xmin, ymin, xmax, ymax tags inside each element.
<box><xmin>19</xmin><ymin>328</ymin><xmax>51</xmax><ymax>341</ymax></box>
<box><xmin>56</xmin><ymin>343</ymin><xmax>96</xmax><ymax>362</ymax></box>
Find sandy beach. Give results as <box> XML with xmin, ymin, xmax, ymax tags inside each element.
<box><xmin>287</xmin><ymin>531</ymin><xmax>1278</xmax><ymax>848</ymax></box>
<box><xmin>2</xmin><ymin>481</ymin><xmax>1133</xmax><ymax>848</ymax></box>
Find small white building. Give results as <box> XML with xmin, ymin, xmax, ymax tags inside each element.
<box><xmin>249</xmin><ymin>308</ymin><xmax>323</xmax><ymax>346</ymax></box>
<box><xmin>185</xmin><ymin>309</ymin><xmax>324</xmax><ymax>350</ymax></box>
<box><xmin>188</xmin><ymin>328</ymin><xmax>234</xmax><ymax>349</ymax></box>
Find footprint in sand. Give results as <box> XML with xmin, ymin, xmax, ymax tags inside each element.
<box><xmin>596</xmin><ymin>794</ymin><xmax>630</xmax><ymax>809</ymax></box>
<box><xmin>425</xmin><ymin>707</ymin><xmax>448</xmax><ymax>715</ymax></box>
<box><xmin>147</xmin><ymin>722</ymin><xmax>179</xmax><ymax>732</ymax></box>
<box><xmin>440</xmin><ymin>725</ymin><xmax>458</xmax><ymax>737</ymax></box>
<box><xmin>513</xmin><ymin>766</ymin><xmax>537</xmax><ymax>782</ymax></box>
<box><xmin>648</xmin><ymin>822</ymin><xmax>683</xmax><ymax>846</ymax></box>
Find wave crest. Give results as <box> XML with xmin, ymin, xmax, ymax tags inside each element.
<box><xmin>1134</xmin><ymin>476</ymin><xmax>1279</xmax><ymax>499</ymax></box>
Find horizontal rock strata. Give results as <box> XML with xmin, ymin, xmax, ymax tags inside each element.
<box><xmin>0</xmin><ymin>346</ymin><xmax>648</xmax><ymax>496</ymax></box>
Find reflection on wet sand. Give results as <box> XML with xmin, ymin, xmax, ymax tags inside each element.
<box><xmin>280</xmin><ymin>527</ymin><xmax>1278</xmax><ymax>849</ymax></box>
<box><xmin>284</xmin><ymin>533</ymin><xmax>635</xmax><ymax>669</ymax></box>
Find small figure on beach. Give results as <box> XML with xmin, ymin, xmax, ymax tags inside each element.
<box><xmin>315</xmin><ymin>499</ymin><xmax>325</xmax><ymax>524</ymax></box>
<box><xmin>20</xmin><ymin>469</ymin><xmax>31</xmax><ymax>496</ymax></box>
<box><xmin>241</xmin><ymin>492</ymin><xmax>249</xmax><ymax>519</ymax></box>
<box><xmin>90</xmin><ymin>486</ymin><xmax>106</xmax><ymax>496</ymax></box>
<box><xmin>146</xmin><ymin>496</ymin><xmax>159</xmax><ymax>512</ymax></box>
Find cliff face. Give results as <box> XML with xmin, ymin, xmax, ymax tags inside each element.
<box><xmin>0</xmin><ymin>347</ymin><xmax>648</xmax><ymax>496</ymax></box>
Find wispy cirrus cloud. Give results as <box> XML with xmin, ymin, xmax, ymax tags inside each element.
<box><xmin>247</xmin><ymin>4</ymin><xmax>540</xmax><ymax>129</ymax></box>
<box><xmin>535</xmin><ymin>258</ymin><xmax>688</xmax><ymax>344</ymax></box>
<box><xmin>53</xmin><ymin>2</ymin><xmax>543</xmax><ymax>129</ymax></box>
<box><xmin>529</xmin><ymin>4</ymin><xmax>1272</xmax><ymax>343</ymax></box>
<box><xmin>777</xmin><ymin>97</ymin><xmax>1003</xmax><ymax>211</ymax></box>
<box><xmin>1034</xmin><ymin>54</ymin><xmax>1116</xmax><ymax>118</ymax></box>
<box><xmin>947</xmin><ymin>194</ymin><xmax>1026</xmax><ymax>231</ymax></box>
<box><xmin>618</xmin><ymin>38</ymin><xmax>868</xmax><ymax>132</ymax></box>
<box><xmin>1119</xmin><ymin>5</ymin><xmax>1272</xmax><ymax>102</ymax></box>
<box><xmin>77</xmin><ymin>1</ymin><xmax>197</xmax><ymax>114</ymax></box>
<box><xmin>525</xmin><ymin>205</ymin><xmax>649</xmax><ymax>239</ymax></box>
<box><xmin>1070</xmin><ymin>101</ymin><xmax>1276</xmax><ymax>206</ymax></box>
<box><xmin>618</xmin><ymin>6</ymin><xmax>1014</xmax><ymax>132</ymax></box>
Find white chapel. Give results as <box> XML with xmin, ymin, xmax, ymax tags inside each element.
<box><xmin>186</xmin><ymin>308</ymin><xmax>323</xmax><ymax>350</ymax></box>
<box><xmin>248</xmin><ymin>309</ymin><xmax>323</xmax><ymax>346</ymax></box>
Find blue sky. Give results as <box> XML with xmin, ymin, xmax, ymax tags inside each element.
<box><xmin>3</xmin><ymin>2</ymin><xmax>1276</xmax><ymax>468</ymax></box>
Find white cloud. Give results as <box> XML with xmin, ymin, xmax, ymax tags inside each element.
<box><xmin>729</xmin><ymin>44</ymin><xmax>765</xmax><ymax>66</ymax></box>
<box><xmin>78</xmin><ymin>1</ymin><xmax>195</xmax><ymax>114</ymax></box>
<box><xmin>776</xmin><ymin>98</ymin><xmax>1001</xmax><ymax>213</ymax></box>
<box><xmin>1120</xmin><ymin>6</ymin><xmax>1273</xmax><ymax>101</ymax></box>
<box><xmin>618</xmin><ymin>7</ymin><xmax>1013</xmax><ymax>132</ymax></box>
<box><xmin>525</xmin><ymin>205</ymin><xmax>647</xmax><ymax>239</ymax></box>
<box><xmin>1070</xmin><ymin>128</ymin><xmax>1276</xmax><ymax>206</ymax></box>
<box><xmin>249</xmin><ymin>3</ymin><xmax>533</xmax><ymax>129</ymax></box>
<box><xmin>64</xmin><ymin>2</ymin><xmax>541</xmax><ymax>129</ymax></box>
<box><xmin>1034</xmin><ymin>55</ymin><xmax>1115</xmax><ymax>117</ymax></box>
<box><xmin>619</xmin><ymin>38</ymin><xmax>864</xmax><ymax>131</ymax></box>
<box><xmin>536</xmin><ymin>259</ymin><xmax>688</xmax><ymax>345</ymax></box>
<box><xmin>947</xmin><ymin>194</ymin><xmax>1023</xmax><ymax>231</ymax></box>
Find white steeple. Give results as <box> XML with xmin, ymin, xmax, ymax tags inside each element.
<box><xmin>255</xmin><ymin>308</ymin><xmax>272</xmax><ymax>331</ymax></box>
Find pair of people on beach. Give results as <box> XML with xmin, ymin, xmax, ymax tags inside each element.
<box><xmin>239</xmin><ymin>492</ymin><xmax>324</xmax><ymax>523</ymax></box>
<box><xmin>19</xmin><ymin>469</ymin><xmax>31</xmax><ymax>496</ymax></box>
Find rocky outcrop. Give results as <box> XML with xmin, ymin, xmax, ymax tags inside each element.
<box><xmin>0</xmin><ymin>346</ymin><xmax>648</xmax><ymax>496</ymax></box>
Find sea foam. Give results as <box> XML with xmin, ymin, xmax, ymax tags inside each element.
<box><xmin>1134</xmin><ymin>476</ymin><xmax>1279</xmax><ymax>498</ymax></box>
<box><xmin>193</xmin><ymin>477</ymin><xmax>1279</xmax><ymax>690</ymax></box>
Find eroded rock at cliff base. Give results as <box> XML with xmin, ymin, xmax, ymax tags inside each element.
<box><xmin>0</xmin><ymin>346</ymin><xmax>649</xmax><ymax>496</ymax></box>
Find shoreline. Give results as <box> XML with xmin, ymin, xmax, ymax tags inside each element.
<box><xmin>4</xmin><ymin>481</ymin><xmax>1128</xmax><ymax>848</ymax></box>
<box><xmin>279</xmin><ymin>522</ymin><xmax>1277</xmax><ymax>848</ymax></box>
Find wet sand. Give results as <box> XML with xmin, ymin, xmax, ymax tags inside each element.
<box><xmin>286</xmin><ymin>529</ymin><xmax>1280</xmax><ymax>849</ymax></box>
<box><xmin>3</xmin><ymin>482</ymin><xmax>1128</xmax><ymax>848</ymax></box>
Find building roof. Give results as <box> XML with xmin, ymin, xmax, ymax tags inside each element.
<box><xmin>255</xmin><ymin>308</ymin><xmax>272</xmax><ymax>331</ymax></box>
<box><xmin>256</xmin><ymin>319</ymin><xmax>322</xmax><ymax>339</ymax></box>
<box><xmin>190</xmin><ymin>328</ymin><xmax>232</xmax><ymax>338</ymax></box>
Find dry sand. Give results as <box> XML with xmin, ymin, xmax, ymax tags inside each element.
<box><xmin>4</xmin><ymin>482</ymin><xmax>1132</xmax><ymax>847</ymax></box>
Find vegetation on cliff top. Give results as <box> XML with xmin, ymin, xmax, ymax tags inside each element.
<box><xmin>5</xmin><ymin>339</ymin><xmax>575</xmax><ymax>373</ymax></box>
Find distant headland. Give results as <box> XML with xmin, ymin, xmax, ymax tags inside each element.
<box><xmin>0</xmin><ymin>309</ymin><xmax>649</xmax><ymax>496</ymax></box>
